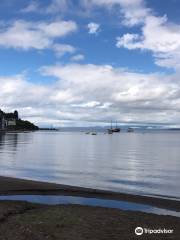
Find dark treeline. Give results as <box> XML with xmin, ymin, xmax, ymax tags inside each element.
<box><xmin>0</xmin><ymin>109</ymin><xmax>39</xmax><ymax>131</ymax></box>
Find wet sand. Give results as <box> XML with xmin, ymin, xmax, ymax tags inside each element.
<box><xmin>0</xmin><ymin>176</ymin><xmax>180</xmax><ymax>239</ymax></box>
<box><xmin>0</xmin><ymin>176</ymin><xmax>180</xmax><ymax>211</ymax></box>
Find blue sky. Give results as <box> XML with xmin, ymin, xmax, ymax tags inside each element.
<box><xmin>1</xmin><ymin>0</ymin><xmax>180</xmax><ymax>127</ymax></box>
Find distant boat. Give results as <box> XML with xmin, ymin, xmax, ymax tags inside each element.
<box><xmin>113</xmin><ymin>121</ymin><xmax>121</xmax><ymax>132</ymax></box>
<box><xmin>112</xmin><ymin>127</ymin><xmax>120</xmax><ymax>132</ymax></box>
<box><xmin>127</xmin><ymin>127</ymin><xmax>134</xmax><ymax>132</ymax></box>
<box><xmin>91</xmin><ymin>132</ymin><xmax>97</xmax><ymax>135</ymax></box>
<box><xmin>85</xmin><ymin>132</ymin><xmax>90</xmax><ymax>134</ymax></box>
<box><xmin>107</xmin><ymin>120</ymin><xmax>113</xmax><ymax>134</ymax></box>
<box><xmin>107</xmin><ymin>121</ymin><xmax>121</xmax><ymax>133</ymax></box>
<box><xmin>107</xmin><ymin>129</ymin><xmax>113</xmax><ymax>134</ymax></box>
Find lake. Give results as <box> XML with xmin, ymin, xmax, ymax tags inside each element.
<box><xmin>0</xmin><ymin>130</ymin><xmax>180</xmax><ymax>199</ymax></box>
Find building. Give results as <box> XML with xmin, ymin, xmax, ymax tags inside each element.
<box><xmin>0</xmin><ymin>110</ymin><xmax>6</xmax><ymax>130</ymax></box>
<box><xmin>0</xmin><ymin>110</ymin><xmax>18</xmax><ymax>130</ymax></box>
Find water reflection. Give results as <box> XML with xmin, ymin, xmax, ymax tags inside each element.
<box><xmin>0</xmin><ymin>131</ymin><xmax>180</xmax><ymax>199</ymax></box>
<box><xmin>0</xmin><ymin>133</ymin><xmax>5</xmax><ymax>149</ymax></box>
<box><xmin>0</xmin><ymin>133</ymin><xmax>19</xmax><ymax>155</ymax></box>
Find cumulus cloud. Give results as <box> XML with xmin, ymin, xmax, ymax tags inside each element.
<box><xmin>117</xmin><ymin>14</ymin><xmax>180</xmax><ymax>70</ymax></box>
<box><xmin>71</xmin><ymin>54</ymin><xmax>85</xmax><ymax>62</ymax></box>
<box><xmin>1</xmin><ymin>0</ymin><xmax>180</xmax><ymax>127</ymax></box>
<box><xmin>0</xmin><ymin>74</ymin><xmax>49</xmax><ymax>108</ymax></box>
<box><xmin>1</xmin><ymin>63</ymin><xmax>180</xmax><ymax>126</ymax></box>
<box><xmin>82</xmin><ymin>0</ymin><xmax>150</xmax><ymax>26</ymax></box>
<box><xmin>0</xmin><ymin>20</ymin><xmax>77</xmax><ymax>50</ymax></box>
<box><xmin>81</xmin><ymin>0</ymin><xmax>180</xmax><ymax>70</ymax></box>
<box><xmin>38</xmin><ymin>63</ymin><xmax>180</xmax><ymax>125</ymax></box>
<box><xmin>87</xmin><ymin>22</ymin><xmax>100</xmax><ymax>34</ymax></box>
<box><xmin>117</xmin><ymin>15</ymin><xmax>180</xmax><ymax>52</ymax></box>
<box><xmin>53</xmin><ymin>44</ymin><xmax>76</xmax><ymax>57</ymax></box>
<box><xmin>116</xmin><ymin>33</ymin><xmax>142</xmax><ymax>49</ymax></box>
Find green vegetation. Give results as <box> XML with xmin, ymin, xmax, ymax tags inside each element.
<box><xmin>0</xmin><ymin>109</ymin><xmax>39</xmax><ymax>131</ymax></box>
<box><xmin>15</xmin><ymin>119</ymin><xmax>39</xmax><ymax>131</ymax></box>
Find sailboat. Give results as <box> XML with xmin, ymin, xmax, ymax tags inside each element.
<box><xmin>108</xmin><ymin>128</ymin><xmax>113</xmax><ymax>134</ymax></box>
<box><xmin>107</xmin><ymin>121</ymin><xmax>121</xmax><ymax>133</ymax></box>
<box><xmin>107</xmin><ymin>121</ymin><xmax>113</xmax><ymax>134</ymax></box>
<box><xmin>112</xmin><ymin>121</ymin><xmax>121</xmax><ymax>132</ymax></box>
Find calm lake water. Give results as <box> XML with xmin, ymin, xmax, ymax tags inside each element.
<box><xmin>0</xmin><ymin>130</ymin><xmax>180</xmax><ymax>199</ymax></box>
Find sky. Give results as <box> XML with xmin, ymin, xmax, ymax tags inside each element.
<box><xmin>1</xmin><ymin>0</ymin><xmax>180</xmax><ymax>127</ymax></box>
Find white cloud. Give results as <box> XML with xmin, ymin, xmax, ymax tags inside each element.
<box><xmin>87</xmin><ymin>22</ymin><xmax>100</xmax><ymax>34</ymax></box>
<box><xmin>116</xmin><ymin>14</ymin><xmax>180</xmax><ymax>70</ymax></box>
<box><xmin>22</xmin><ymin>0</ymin><xmax>148</xmax><ymax>27</ymax></box>
<box><xmin>0</xmin><ymin>74</ymin><xmax>49</xmax><ymax>107</ymax></box>
<box><xmin>82</xmin><ymin>0</ymin><xmax>180</xmax><ymax>70</ymax></box>
<box><xmin>39</xmin><ymin>63</ymin><xmax>180</xmax><ymax>125</ymax></box>
<box><xmin>117</xmin><ymin>15</ymin><xmax>180</xmax><ymax>52</ymax></box>
<box><xmin>53</xmin><ymin>44</ymin><xmax>76</xmax><ymax>57</ymax></box>
<box><xmin>1</xmin><ymin>0</ymin><xmax>180</xmax><ymax>127</ymax></box>
<box><xmin>0</xmin><ymin>20</ymin><xmax>77</xmax><ymax>50</ymax></box>
<box><xmin>116</xmin><ymin>33</ymin><xmax>142</xmax><ymax>49</ymax></box>
<box><xmin>72</xmin><ymin>101</ymin><xmax>100</xmax><ymax>108</ymax></box>
<box><xmin>1</xmin><ymin>64</ymin><xmax>180</xmax><ymax>126</ymax></box>
<box><xmin>71</xmin><ymin>54</ymin><xmax>85</xmax><ymax>62</ymax></box>
<box><xmin>22</xmin><ymin>0</ymin><xmax>70</xmax><ymax>14</ymax></box>
<box><xmin>38</xmin><ymin>20</ymin><xmax>77</xmax><ymax>38</ymax></box>
<box><xmin>0</xmin><ymin>20</ymin><xmax>51</xmax><ymax>50</ymax></box>
<box><xmin>154</xmin><ymin>52</ymin><xmax>180</xmax><ymax>70</ymax></box>
<box><xmin>82</xmin><ymin>0</ymin><xmax>149</xmax><ymax>26</ymax></box>
<box><xmin>21</xmin><ymin>1</ymin><xmax>39</xmax><ymax>13</ymax></box>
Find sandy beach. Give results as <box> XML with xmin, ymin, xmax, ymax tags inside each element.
<box><xmin>0</xmin><ymin>201</ymin><xmax>179</xmax><ymax>240</ymax></box>
<box><xmin>0</xmin><ymin>176</ymin><xmax>180</xmax><ymax>239</ymax></box>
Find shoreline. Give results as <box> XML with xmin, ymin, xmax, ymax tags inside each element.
<box><xmin>0</xmin><ymin>175</ymin><xmax>180</xmax><ymax>211</ymax></box>
<box><xmin>0</xmin><ymin>176</ymin><xmax>180</xmax><ymax>239</ymax></box>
